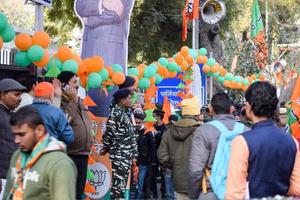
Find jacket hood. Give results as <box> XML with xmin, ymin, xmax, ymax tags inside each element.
<box><xmin>45</xmin><ymin>136</ymin><xmax>66</xmax><ymax>153</ymax></box>
<box><xmin>170</xmin><ymin>116</ymin><xmax>201</xmax><ymax>141</ymax></box>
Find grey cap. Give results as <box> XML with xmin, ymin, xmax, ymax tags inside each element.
<box><xmin>0</xmin><ymin>78</ymin><xmax>26</xmax><ymax>92</ymax></box>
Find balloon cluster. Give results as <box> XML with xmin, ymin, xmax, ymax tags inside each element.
<box><xmin>0</xmin><ymin>12</ymin><xmax>15</xmax><ymax>48</ymax></box>
<box><xmin>1</xmin><ymin>9</ymin><xmax>266</xmax><ymax>94</ymax></box>
<box><xmin>14</xmin><ymin>32</ymin><xmax>50</xmax><ymax>68</ymax></box>
<box><xmin>202</xmin><ymin>59</ymin><xmax>266</xmax><ymax>91</ymax></box>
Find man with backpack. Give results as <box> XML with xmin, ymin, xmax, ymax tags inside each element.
<box><xmin>188</xmin><ymin>93</ymin><xmax>249</xmax><ymax>200</ymax></box>
<box><xmin>226</xmin><ymin>81</ymin><xmax>300</xmax><ymax>199</ymax></box>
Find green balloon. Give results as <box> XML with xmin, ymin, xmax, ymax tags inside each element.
<box><xmin>0</xmin><ymin>12</ymin><xmax>8</xmax><ymax>34</ymax></box>
<box><xmin>144</xmin><ymin>66</ymin><xmax>156</xmax><ymax>78</ymax></box>
<box><xmin>234</xmin><ymin>76</ymin><xmax>242</xmax><ymax>83</ymax></box>
<box><xmin>62</xmin><ymin>59</ymin><xmax>79</xmax><ymax>73</ymax></box>
<box><xmin>27</xmin><ymin>45</ymin><xmax>44</xmax><ymax>62</ymax></box>
<box><xmin>99</xmin><ymin>68</ymin><xmax>109</xmax><ymax>81</ymax></box>
<box><xmin>207</xmin><ymin>58</ymin><xmax>216</xmax><ymax>66</ymax></box>
<box><xmin>1</xmin><ymin>25</ymin><xmax>15</xmax><ymax>42</ymax></box>
<box><xmin>158</xmin><ymin>57</ymin><xmax>169</xmax><ymax>67</ymax></box>
<box><xmin>213</xmin><ymin>72</ymin><xmax>220</xmax><ymax>78</ymax></box>
<box><xmin>138</xmin><ymin>78</ymin><xmax>150</xmax><ymax>90</ymax></box>
<box><xmin>242</xmin><ymin>78</ymin><xmax>249</xmax><ymax>86</ymax></box>
<box><xmin>87</xmin><ymin>72</ymin><xmax>102</xmax><ymax>89</ymax></box>
<box><xmin>199</xmin><ymin>48</ymin><xmax>207</xmax><ymax>56</ymax></box>
<box><xmin>175</xmin><ymin>65</ymin><xmax>181</xmax><ymax>73</ymax></box>
<box><xmin>207</xmin><ymin>72</ymin><xmax>213</xmax><ymax>76</ymax></box>
<box><xmin>218</xmin><ymin>76</ymin><xmax>225</xmax><ymax>83</ymax></box>
<box><xmin>128</xmin><ymin>68</ymin><xmax>139</xmax><ymax>77</ymax></box>
<box><xmin>47</xmin><ymin>57</ymin><xmax>62</xmax><ymax>71</ymax></box>
<box><xmin>107</xmin><ymin>85</ymin><xmax>114</xmax><ymax>92</ymax></box>
<box><xmin>155</xmin><ymin>74</ymin><xmax>163</xmax><ymax>85</ymax></box>
<box><xmin>225</xmin><ymin>73</ymin><xmax>234</xmax><ymax>81</ymax></box>
<box><xmin>168</xmin><ymin>62</ymin><xmax>178</xmax><ymax>72</ymax></box>
<box><xmin>149</xmin><ymin>63</ymin><xmax>158</xmax><ymax>72</ymax></box>
<box><xmin>189</xmin><ymin>49</ymin><xmax>198</xmax><ymax>59</ymax></box>
<box><xmin>15</xmin><ymin>51</ymin><xmax>31</xmax><ymax>68</ymax></box>
<box><xmin>111</xmin><ymin>64</ymin><xmax>123</xmax><ymax>72</ymax></box>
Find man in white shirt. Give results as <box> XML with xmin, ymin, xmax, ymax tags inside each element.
<box><xmin>16</xmin><ymin>74</ymin><xmax>37</xmax><ymax>110</ymax></box>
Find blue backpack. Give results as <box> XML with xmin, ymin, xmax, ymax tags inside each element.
<box><xmin>207</xmin><ymin>120</ymin><xmax>244</xmax><ymax>199</ymax></box>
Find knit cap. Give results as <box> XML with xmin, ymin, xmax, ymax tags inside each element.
<box><xmin>181</xmin><ymin>96</ymin><xmax>200</xmax><ymax>116</ymax></box>
<box><xmin>34</xmin><ymin>82</ymin><xmax>54</xmax><ymax>97</ymax></box>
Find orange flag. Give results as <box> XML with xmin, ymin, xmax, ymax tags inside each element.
<box><xmin>162</xmin><ymin>96</ymin><xmax>172</xmax><ymax>124</ymax></box>
<box><xmin>182</xmin><ymin>0</ymin><xmax>199</xmax><ymax>41</ymax></box>
<box><xmin>83</xmin><ymin>96</ymin><xmax>97</xmax><ymax>107</ymax></box>
<box><xmin>291</xmin><ymin>75</ymin><xmax>300</xmax><ymax>118</ymax></box>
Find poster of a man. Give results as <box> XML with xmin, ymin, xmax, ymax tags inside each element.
<box><xmin>74</xmin><ymin>0</ymin><xmax>135</xmax><ymax>117</ymax></box>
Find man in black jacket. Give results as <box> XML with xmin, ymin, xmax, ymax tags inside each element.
<box><xmin>0</xmin><ymin>78</ymin><xmax>25</xmax><ymax>198</ymax></box>
<box><xmin>134</xmin><ymin>113</ymin><xmax>156</xmax><ymax>199</ymax></box>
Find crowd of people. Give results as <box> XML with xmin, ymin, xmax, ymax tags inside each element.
<box><xmin>0</xmin><ymin>72</ymin><xmax>300</xmax><ymax>200</ymax></box>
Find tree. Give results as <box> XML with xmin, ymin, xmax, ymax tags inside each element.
<box><xmin>0</xmin><ymin>0</ymin><xmax>35</xmax><ymax>32</ymax></box>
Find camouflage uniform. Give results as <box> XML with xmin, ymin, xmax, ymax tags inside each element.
<box><xmin>103</xmin><ymin>103</ymin><xmax>138</xmax><ymax>199</ymax></box>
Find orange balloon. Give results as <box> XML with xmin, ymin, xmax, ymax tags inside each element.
<box><xmin>223</xmin><ymin>80</ymin><xmax>230</xmax><ymax>88</ymax></box>
<box><xmin>169</xmin><ymin>71</ymin><xmax>177</xmax><ymax>78</ymax></box>
<box><xmin>77</xmin><ymin>62</ymin><xmax>88</xmax><ymax>77</ymax></box>
<box><xmin>112</xmin><ymin>72</ymin><xmax>126</xmax><ymax>85</ymax></box>
<box><xmin>137</xmin><ymin>63</ymin><xmax>147</xmax><ymax>69</ymax></box>
<box><xmin>56</xmin><ymin>46</ymin><xmax>72</xmax><ymax>62</ymax></box>
<box><xmin>220</xmin><ymin>67</ymin><xmax>227</xmax><ymax>76</ymax></box>
<box><xmin>251</xmin><ymin>74</ymin><xmax>257</xmax><ymax>80</ymax></box>
<box><xmin>181</xmin><ymin>46</ymin><xmax>189</xmax><ymax>57</ymax></box>
<box><xmin>33</xmin><ymin>50</ymin><xmax>50</xmax><ymax>67</ymax></box>
<box><xmin>32</xmin><ymin>31</ymin><xmax>50</xmax><ymax>48</ymax></box>
<box><xmin>0</xmin><ymin>37</ymin><xmax>3</xmax><ymax>49</ymax></box>
<box><xmin>247</xmin><ymin>76</ymin><xmax>253</xmax><ymax>83</ymax></box>
<box><xmin>15</xmin><ymin>33</ymin><xmax>32</xmax><ymax>51</ymax></box>
<box><xmin>180</xmin><ymin>60</ymin><xmax>189</xmax><ymax>71</ymax></box>
<box><xmin>105</xmin><ymin>66</ymin><xmax>114</xmax><ymax>78</ymax></box>
<box><xmin>157</xmin><ymin>66</ymin><xmax>168</xmax><ymax>77</ymax></box>
<box><xmin>87</xmin><ymin>56</ymin><xmax>104</xmax><ymax>72</ymax></box>
<box><xmin>211</xmin><ymin>64</ymin><xmax>220</xmax><ymax>73</ymax></box>
<box><xmin>137</xmin><ymin>68</ymin><xmax>143</xmax><ymax>79</ymax></box>
<box><xmin>175</xmin><ymin>54</ymin><xmax>184</xmax><ymax>65</ymax></box>
<box><xmin>80</xmin><ymin>74</ymin><xmax>88</xmax><ymax>88</ymax></box>
<box><xmin>242</xmin><ymin>85</ymin><xmax>248</xmax><ymax>91</ymax></box>
<box><xmin>167</xmin><ymin>57</ymin><xmax>175</xmax><ymax>63</ymax></box>
<box><xmin>196</xmin><ymin>56</ymin><xmax>208</xmax><ymax>64</ymax></box>
<box><xmin>259</xmin><ymin>74</ymin><xmax>265</xmax><ymax>81</ymax></box>
<box><xmin>185</xmin><ymin>55</ymin><xmax>194</xmax><ymax>66</ymax></box>
<box><xmin>236</xmin><ymin>83</ymin><xmax>242</xmax><ymax>90</ymax></box>
<box><xmin>149</xmin><ymin>77</ymin><xmax>155</xmax><ymax>85</ymax></box>
<box><xmin>202</xmin><ymin>65</ymin><xmax>211</xmax><ymax>74</ymax></box>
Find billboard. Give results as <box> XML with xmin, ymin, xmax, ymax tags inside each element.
<box><xmin>156</xmin><ymin>78</ymin><xmax>182</xmax><ymax>108</ymax></box>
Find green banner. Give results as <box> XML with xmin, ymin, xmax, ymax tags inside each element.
<box><xmin>250</xmin><ymin>0</ymin><xmax>264</xmax><ymax>39</ymax></box>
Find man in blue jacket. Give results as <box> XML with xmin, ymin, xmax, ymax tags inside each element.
<box><xmin>31</xmin><ymin>82</ymin><xmax>74</xmax><ymax>145</ymax></box>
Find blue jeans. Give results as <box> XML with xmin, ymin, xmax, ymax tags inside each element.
<box><xmin>134</xmin><ymin>165</ymin><xmax>148</xmax><ymax>199</ymax></box>
<box><xmin>163</xmin><ymin>168</ymin><xmax>175</xmax><ymax>200</ymax></box>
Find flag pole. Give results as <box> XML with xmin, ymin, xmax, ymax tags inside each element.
<box><xmin>265</xmin><ymin>0</ymin><xmax>268</xmax><ymax>41</ymax></box>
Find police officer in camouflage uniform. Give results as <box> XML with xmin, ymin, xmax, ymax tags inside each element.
<box><xmin>101</xmin><ymin>88</ymin><xmax>138</xmax><ymax>199</ymax></box>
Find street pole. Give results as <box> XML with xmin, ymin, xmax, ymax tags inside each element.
<box><xmin>209</xmin><ymin>52</ymin><xmax>213</xmax><ymax>102</ymax></box>
<box><xmin>34</xmin><ymin>3</ymin><xmax>44</xmax><ymax>76</ymax></box>
<box><xmin>35</xmin><ymin>3</ymin><xmax>44</xmax><ymax>31</ymax></box>
<box><xmin>265</xmin><ymin>0</ymin><xmax>268</xmax><ymax>41</ymax></box>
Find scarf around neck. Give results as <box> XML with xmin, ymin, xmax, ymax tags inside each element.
<box><xmin>9</xmin><ymin>135</ymin><xmax>65</xmax><ymax>200</ymax></box>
